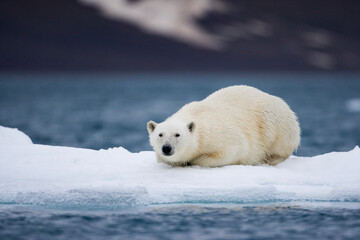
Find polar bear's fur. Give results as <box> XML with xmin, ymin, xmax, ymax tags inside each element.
<box><xmin>147</xmin><ymin>85</ymin><xmax>300</xmax><ymax>167</ymax></box>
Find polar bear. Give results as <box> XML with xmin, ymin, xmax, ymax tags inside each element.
<box><xmin>147</xmin><ymin>85</ymin><xmax>300</xmax><ymax>167</ymax></box>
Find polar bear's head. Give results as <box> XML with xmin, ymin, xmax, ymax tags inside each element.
<box><xmin>147</xmin><ymin>120</ymin><xmax>196</xmax><ymax>164</ymax></box>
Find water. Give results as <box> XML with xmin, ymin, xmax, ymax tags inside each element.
<box><xmin>1</xmin><ymin>73</ymin><xmax>360</xmax><ymax>239</ymax></box>
<box><xmin>1</xmin><ymin>73</ymin><xmax>360</xmax><ymax>156</ymax></box>
<box><xmin>1</xmin><ymin>204</ymin><xmax>360</xmax><ymax>240</ymax></box>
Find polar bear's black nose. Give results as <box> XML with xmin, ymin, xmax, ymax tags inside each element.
<box><xmin>162</xmin><ymin>144</ymin><xmax>173</xmax><ymax>155</ymax></box>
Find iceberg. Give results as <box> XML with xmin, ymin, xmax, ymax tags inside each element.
<box><xmin>0</xmin><ymin>126</ymin><xmax>359</xmax><ymax>208</ymax></box>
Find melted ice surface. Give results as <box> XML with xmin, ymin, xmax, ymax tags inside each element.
<box><xmin>0</xmin><ymin>126</ymin><xmax>359</xmax><ymax>208</ymax></box>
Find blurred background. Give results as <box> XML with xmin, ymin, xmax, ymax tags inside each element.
<box><xmin>1</xmin><ymin>0</ymin><xmax>360</xmax><ymax>156</ymax></box>
<box><xmin>1</xmin><ymin>0</ymin><xmax>360</xmax><ymax>71</ymax></box>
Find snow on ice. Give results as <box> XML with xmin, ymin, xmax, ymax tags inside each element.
<box><xmin>0</xmin><ymin>126</ymin><xmax>359</xmax><ymax>208</ymax></box>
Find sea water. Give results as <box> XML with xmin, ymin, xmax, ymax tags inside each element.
<box><xmin>1</xmin><ymin>204</ymin><xmax>359</xmax><ymax>240</ymax></box>
<box><xmin>0</xmin><ymin>73</ymin><xmax>360</xmax><ymax>239</ymax></box>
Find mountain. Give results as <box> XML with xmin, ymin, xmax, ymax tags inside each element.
<box><xmin>1</xmin><ymin>0</ymin><xmax>360</xmax><ymax>71</ymax></box>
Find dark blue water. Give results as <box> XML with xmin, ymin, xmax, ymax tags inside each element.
<box><xmin>1</xmin><ymin>205</ymin><xmax>360</xmax><ymax>240</ymax></box>
<box><xmin>1</xmin><ymin>73</ymin><xmax>360</xmax><ymax>239</ymax></box>
<box><xmin>1</xmin><ymin>73</ymin><xmax>360</xmax><ymax>155</ymax></box>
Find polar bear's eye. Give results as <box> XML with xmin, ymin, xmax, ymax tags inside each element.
<box><xmin>175</xmin><ymin>133</ymin><xmax>180</xmax><ymax>137</ymax></box>
<box><xmin>159</xmin><ymin>133</ymin><xmax>163</xmax><ymax>137</ymax></box>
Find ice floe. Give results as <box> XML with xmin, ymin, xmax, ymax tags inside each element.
<box><xmin>0</xmin><ymin>126</ymin><xmax>359</xmax><ymax>208</ymax></box>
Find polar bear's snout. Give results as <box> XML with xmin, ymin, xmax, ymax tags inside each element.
<box><xmin>162</xmin><ymin>144</ymin><xmax>173</xmax><ymax>156</ymax></box>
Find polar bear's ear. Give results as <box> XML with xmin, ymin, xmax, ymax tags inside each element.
<box><xmin>187</xmin><ymin>122</ymin><xmax>195</xmax><ymax>133</ymax></box>
<box><xmin>147</xmin><ymin>121</ymin><xmax>157</xmax><ymax>133</ymax></box>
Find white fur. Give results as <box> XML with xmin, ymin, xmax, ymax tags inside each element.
<box><xmin>147</xmin><ymin>85</ymin><xmax>300</xmax><ymax>167</ymax></box>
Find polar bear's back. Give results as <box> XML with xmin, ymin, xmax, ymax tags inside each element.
<box><xmin>187</xmin><ymin>85</ymin><xmax>283</xmax><ymax>121</ymax></box>
<box><xmin>204</xmin><ymin>85</ymin><xmax>274</xmax><ymax>108</ymax></box>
